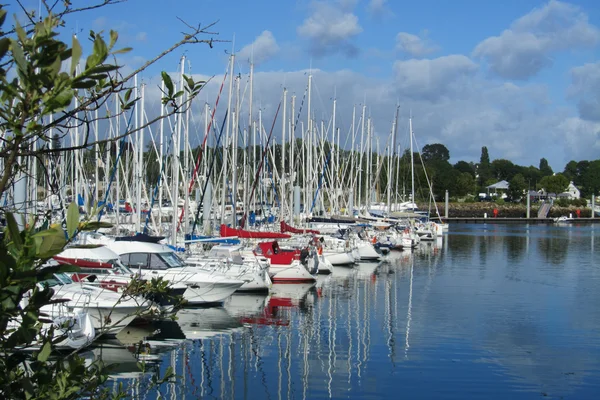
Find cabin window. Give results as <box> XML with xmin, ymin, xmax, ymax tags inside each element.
<box><xmin>124</xmin><ymin>253</ymin><xmax>149</xmax><ymax>268</ymax></box>
<box><xmin>161</xmin><ymin>252</ymin><xmax>184</xmax><ymax>268</ymax></box>
<box><xmin>149</xmin><ymin>253</ymin><xmax>169</xmax><ymax>270</ymax></box>
<box><xmin>119</xmin><ymin>254</ymin><xmax>129</xmax><ymax>265</ymax></box>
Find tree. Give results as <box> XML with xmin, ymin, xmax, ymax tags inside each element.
<box><xmin>0</xmin><ymin>2</ymin><xmax>217</xmax><ymax>398</ymax></box>
<box><xmin>539</xmin><ymin>173</ymin><xmax>569</xmax><ymax>194</ymax></box>
<box><xmin>539</xmin><ymin>158</ymin><xmax>553</xmax><ymax>177</ymax></box>
<box><xmin>508</xmin><ymin>173</ymin><xmax>526</xmax><ymax>201</ymax></box>
<box><xmin>454</xmin><ymin>172</ymin><xmax>477</xmax><ymax>197</ymax></box>
<box><xmin>477</xmin><ymin>146</ymin><xmax>491</xmax><ymax>186</ymax></box>
<box><xmin>454</xmin><ymin>160</ymin><xmax>475</xmax><ymax>177</ymax></box>
<box><xmin>563</xmin><ymin>160</ymin><xmax>578</xmax><ymax>182</ymax></box>
<box><xmin>491</xmin><ymin>159</ymin><xmax>519</xmax><ymax>181</ymax></box>
<box><xmin>422</xmin><ymin>143</ymin><xmax>450</xmax><ymax>163</ymax></box>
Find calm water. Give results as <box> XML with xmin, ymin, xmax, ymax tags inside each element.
<box><xmin>89</xmin><ymin>223</ymin><xmax>600</xmax><ymax>399</ymax></box>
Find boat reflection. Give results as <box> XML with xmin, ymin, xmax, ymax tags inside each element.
<box><xmin>80</xmin><ymin>225</ymin><xmax>600</xmax><ymax>398</ymax></box>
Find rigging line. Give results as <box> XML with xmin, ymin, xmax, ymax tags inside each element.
<box><xmin>142</xmin><ymin>125</ymin><xmax>175</xmax><ymax>234</ymax></box>
<box><xmin>190</xmin><ymin>109</ymin><xmax>229</xmax><ymax>235</ymax></box>
<box><xmin>178</xmin><ymin>70</ymin><xmax>229</xmax><ymax>229</ymax></box>
<box><xmin>96</xmin><ymin>107</ymin><xmax>136</xmax><ymax>225</ymax></box>
<box><xmin>240</xmin><ymin>101</ymin><xmax>282</xmax><ymax>229</ymax></box>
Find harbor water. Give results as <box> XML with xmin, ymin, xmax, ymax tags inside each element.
<box><xmin>91</xmin><ymin>223</ymin><xmax>600</xmax><ymax>399</ymax></box>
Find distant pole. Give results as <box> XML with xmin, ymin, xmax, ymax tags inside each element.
<box><xmin>526</xmin><ymin>193</ymin><xmax>530</xmax><ymax>219</ymax></box>
<box><xmin>592</xmin><ymin>195</ymin><xmax>596</xmax><ymax>219</ymax></box>
<box><xmin>444</xmin><ymin>190</ymin><xmax>449</xmax><ymax>219</ymax></box>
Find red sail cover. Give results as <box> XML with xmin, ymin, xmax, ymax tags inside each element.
<box><xmin>280</xmin><ymin>221</ymin><xmax>320</xmax><ymax>235</ymax></box>
<box><xmin>220</xmin><ymin>224</ymin><xmax>292</xmax><ymax>239</ymax></box>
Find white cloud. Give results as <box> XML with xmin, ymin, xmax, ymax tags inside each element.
<box><xmin>136</xmin><ymin>32</ymin><xmax>147</xmax><ymax>42</ymax></box>
<box><xmin>473</xmin><ymin>0</ymin><xmax>600</xmax><ymax>80</ymax></box>
<box><xmin>396</xmin><ymin>32</ymin><xmax>438</xmax><ymax>57</ymax></box>
<box><xmin>568</xmin><ymin>62</ymin><xmax>600</xmax><ymax>121</ymax></box>
<box><xmin>297</xmin><ymin>1</ymin><xmax>363</xmax><ymax>57</ymax></box>
<box><xmin>237</xmin><ymin>30</ymin><xmax>280</xmax><ymax>65</ymax></box>
<box><xmin>175</xmin><ymin>66</ymin><xmax>578</xmax><ymax>169</ymax></box>
<box><xmin>368</xmin><ymin>0</ymin><xmax>390</xmax><ymax>16</ymax></box>
<box><xmin>393</xmin><ymin>55</ymin><xmax>478</xmax><ymax>100</ymax></box>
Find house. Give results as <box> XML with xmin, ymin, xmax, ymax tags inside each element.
<box><xmin>485</xmin><ymin>180</ymin><xmax>509</xmax><ymax>198</ymax></box>
<box><xmin>560</xmin><ymin>181</ymin><xmax>580</xmax><ymax>200</ymax></box>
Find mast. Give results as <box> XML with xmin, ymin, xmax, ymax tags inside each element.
<box><xmin>409</xmin><ymin>116</ymin><xmax>415</xmax><ymax>207</ymax></box>
<box><xmin>94</xmin><ymin>107</ymin><xmax>99</xmax><ymax>204</ymax></box>
<box><xmin>158</xmin><ymin>81</ymin><xmax>165</xmax><ymax>224</ymax></box>
<box><xmin>350</xmin><ymin>105</ymin><xmax>356</xmax><ymax>215</ymax></box>
<box><xmin>220</xmin><ymin>53</ymin><xmax>235</xmax><ymax>225</ymax></box>
<box><xmin>331</xmin><ymin>96</ymin><xmax>337</xmax><ymax>214</ymax></box>
<box><xmin>231</xmin><ymin>74</ymin><xmax>240</xmax><ymax>227</ymax></box>
<box><xmin>388</xmin><ymin>105</ymin><xmax>399</xmax><ymax>214</ymax></box>
<box><xmin>135</xmin><ymin>76</ymin><xmax>143</xmax><ymax>233</ymax></box>
<box><xmin>289</xmin><ymin>94</ymin><xmax>296</xmax><ymax>224</ymax></box>
<box><xmin>245</xmin><ymin>61</ymin><xmax>254</xmax><ymax>222</ymax></box>
<box><xmin>183</xmin><ymin>71</ymin><xmax>191</xmax><ymax>235</ymax></box>
<box><xmin>281</xmin><ymin>88</ymin><xmax>287</xmax><ymax>220</ymax></box>
<box><xmin>358</xmin><ymin>104</ymin><xmax>366</xmax><ymax>212</ymax></box>
<box><xmin>306</xmin><ymin>73</ymin><xmax>312</xmax><ymax>214</ymax></box>
<box><xmin>171</xmin><ymin>57</ymin><xmax>185</xmax><ymax>246</ymax></box>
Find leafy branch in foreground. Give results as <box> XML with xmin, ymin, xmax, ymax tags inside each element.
<box><xmin>0</xmin><ymin>0</ymin><xmax>219</xmax><ymax>397</ymax></box>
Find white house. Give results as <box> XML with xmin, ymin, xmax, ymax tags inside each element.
<box><xmin>560</xmin><ymin>181</ymin><xmax>580</xmax><ymax>199</ymax></box>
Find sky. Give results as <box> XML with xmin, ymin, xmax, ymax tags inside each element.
<box><xmin>9</xmin><ymin>0</ymin><xmax>600</xmax><ymax>170</ymax></box>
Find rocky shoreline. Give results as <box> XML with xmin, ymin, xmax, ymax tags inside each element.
<box><xmin>425</xmin><ymin>202</ymin><xmax>593</xmax><ymax>219</ymax></box>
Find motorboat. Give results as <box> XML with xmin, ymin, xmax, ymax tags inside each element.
<box><xmin>43</xmin><ymin>273</ymin><xmax>149</xmax><ymax>336</ymax></box>
<box><xmin>101</xmin><ymin>240</ymin><xmax>245</xmax><ymax>306</ymax></box>
<box><xmin>54</xmin><ymin>245</ymin><xmax>187</xmax><ymax>310</ymax></box>
<box><xmin>185</xmin><ymin>244</ymin><xmax>271</xmax><ymax>292</ymax></box>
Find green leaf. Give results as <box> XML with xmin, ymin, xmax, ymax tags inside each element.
<box><xmin>161</xmin><ymin>71</ymin><xmax>174</xmax><ymax>96</ymax></box>
<box><xmin>79</xmin><ymin>221</ymin><xmax>113</xmax><ymax>231</ymax></box>
<box><xmin>109</xmin><ymin>30</ymin><xmax>118</xmax><ymax>49</ymax></box>
<box><xmin>0</xmin><ymin>9</ymin><xmax>6</xmax><ymax>28</ymax></box>
<box><xmin>66</xmin><ymin>202</ymin><xmax>79</xmax><ymax>239</ymax></box>
<box><xmin>37</xmin><ymin>341</ymin><xmax>52</xmax><ymax>362</ymax></box>
<box><xmin>10</xmin><ymin>39</ymin><xmax>27</xmax><ymax>73</ymax></box>
<box><xmin>0</xmin><ymin>38</ymin><xmax>9</xmax><ymax>61</ymax></box>
<box><xmin>5</xmin><ymin>212</ymin><xmax>23</xmax><ymax>251</ymax></box>
<box><xmin>71</xmin><ymin>35</ymin><xmax>82</xmax><ymax>76</ymax></box>
<box><xmin>71</xmin><ymin>80</ymin><xmax>96</xmax><ymax>89</ymax></box>
<box><xmin>112</xmin><ymin>47</ymin><xmax>132</xmax><ymax>55</ymax></box>
<box><xmin>92</xmin><ymin>35</ymin><xmax>108</xmax><ymax>65</ymax></box>
<box><xmin>14</xmin><ymin>19</ymin><xmax>26</xmax><ymax>43</ymax></box>
<box><xmin>36</xmin><ymin>228</ymin><xmax>67</xmax><ymax>259</ymax></box>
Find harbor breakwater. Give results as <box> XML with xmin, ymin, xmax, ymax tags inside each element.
<box><xmin>428</xmin><ymin>202</ymin><xmax>593</xmax><ymax>219</ymax></box>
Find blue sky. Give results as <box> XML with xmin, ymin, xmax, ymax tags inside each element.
<box><xmin>9</xmin><ymin>0</ymin><xmax>600</xmax><ymax>170</ymax></box>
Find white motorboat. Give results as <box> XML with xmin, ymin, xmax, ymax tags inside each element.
<box><xmin>54</xmin><ymin>245</ymin><xmax>188</xmax><ymax>310</ymax></box>
<box><xmin>185</xmin><ymin>244</ymin><xmax>272</xmax><ymax>292</ymax></box>
<box><xmin>103</xmin><ymin>240</ymin><xmax>245</xmax><ymax>305</ymax></box>
<box><xmin>45</xmin><ymin>273</ymin><xmax>149</xmax><ymax>336</ymax></box>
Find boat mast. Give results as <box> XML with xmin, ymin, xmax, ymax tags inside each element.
<box><xmin>289</xmin><ymin>94</ymin><xmax>296</xmax><ymax>224</ymax></box>
<box><xmin>158</xmin><ymin>81</ymin><xmax>165</xmax><ymax>225</ymax></box>
<box><xmin>358</xmin><ymin>104</ymin><xmax>366</xmax><ymax>213</ymax></box>
<box><xmin>220</xmin><ymin>52</ymin><xmax>235</xmax><ymax>226</ymax></box>
<box><xmin>350</xmin><ymin>105</ymin><xmax>356</xmax><ymax>215</ymax></box>
<box><xmin>135</xmin><ymin>77</ymin><xmax>143</xmax><ymax>233</ymax></box>
<box><xmin>388</xmin><ymin>105</ymin><xmax>399</xmax><ymax>214</ymax></box>
<box><xmin>170</xmin><ymin>57</ymin><xmax>185</xmax><ymax>246</ymax></box>
<box><xmin>306</xmin><ymin>73</ymin><xmax>312</xmax><ymax>215</ymax></box>
<box><xmin>281</xmin><ymin>88</ymin><xmax>287</xmax><ymax>221</ymax></box>
<box><xmin>246</xmin><ymin>60</ymin><xmax>254</xmax><ymax>223</ymax></box>
<box><xmin>230</xmin><ymin>74</ymin><xmax>240</xmax><ymax>228</ymax></box>
<box><xmin>410</xmin><ymin>116</ymin><xmax>415</xmax><ymax>208</ymax></box>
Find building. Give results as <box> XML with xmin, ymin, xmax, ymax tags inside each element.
<box><xmin>559</xmin><ymin>181</ymin><xmax>580</xmax><ymax>200</ymax></box>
